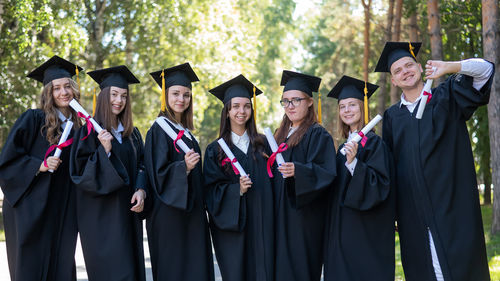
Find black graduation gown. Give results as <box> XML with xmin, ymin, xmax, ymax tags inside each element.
<box><xmin>204</xmin><ymin>138</ymin><xmax>274</xmax><ymax>281</ymax></box>
<box><xmin>0</xmin><ymin>109</ymin><xmax>77</xmax><ymax>281</ymax></box>
<box><xmin>382</xmin><ymin>72</ymin><xmax>494</xmax><ymax>281</ymax></box>
<box><xmin>324</xmin><ymin>131</ymin><xmax>395</xmax><ymax>281</ymax></box>
<box><xmin>144</xmin><ymin>120</ymin><xmax>214</xmax><ymax>281</ymax></box>
<box><xmin>70</xmin><ymin>126</ymin><xmax>147</xmax><ymax>281</ymax></box>
<box><xmin>272</xmin><ymin>123</ymin><xmax>336</xmax><ymax>281</ymax></box>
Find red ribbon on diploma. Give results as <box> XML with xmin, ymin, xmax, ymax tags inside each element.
<box><xmin>222</xmin><ymin>157</ymin><xmax>239</xmax><ymax>175</ymax></box>
<box><xmin>358</xmin><ymin>132</ymin><xmax>367</xmax><ymax>147</ymax></box>
<box><xmin>173</xmin><ymin>130</ymin><xmax>184</xmax><ymax>153</ymax></box>
<box><xmin>424</xmin><ymin>91</ymin><xmax>432</xmax><ymax>104</ymax></box>
<box><xmin>267</xmin><ymin>143</ymin><xmax>288</xmax><ymax>177</ymax></box>
<box><xmin>77</xmin><ymin>112</ymin><xmax>94</xmax><ymax>140</ymax></box>
<box><xmin>43</xmin><ymin>138</ymin><xmax>74</xmax><ymax>167</ymax></box>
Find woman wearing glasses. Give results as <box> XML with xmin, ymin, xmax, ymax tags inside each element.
<box><xmin>272</xmin><ymin>70</ymin><xmax>336</xmax><ymax>281</ymax></box>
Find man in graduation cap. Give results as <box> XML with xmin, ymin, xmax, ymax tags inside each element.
<box><xmin>324</xmin><ymin>75</ymin><xmax>396</xmax><ymax>281</ymax></box>
<box><xmin>378</xmin><ymin>42</ymin><xmax>494</xmax><ymax>281</ymax></box>
<box><xmin>0</xmin><ymin>55</ymin><xmax>82</xmax><ymax>280</ymax></box>
<box><xmin>204</xmin><ymin>74</ymin><xmax>275</xmax><ymax>281</ymax></box>
<box><xmin>272</xmin><ymin>70</ymin><xmax>337</xmax><ymax>281</ymax></box>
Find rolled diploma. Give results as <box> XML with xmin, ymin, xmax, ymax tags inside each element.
<box><xmin>49</xmin><ymin>120</ymin><xmax>73</xmax><ymax>173</ymax></box>
<box><xmin>264</xmin><ymin>127</ymin><xmax>285</xmax><ymax>165</ymax></box>
<box><xmin>155</xmin><ymin>117</ymin><xmax>190</xmax><ymax>153</ymax></box>
<box><xmin>415</xmin><ymin>67</ymin><xmax>436</xmax><ymax>119</ymax></box>
<box><xmin>69</xmin><ymin>99</ymin><xmax>103</xmax><ymax>133</ymax></box>
<box><xmin>217</xmin><ymin>138</ymin><xmax>248</xmax><ymax>177</ymax></box>
<box><xmin>340</xmin><ymin>114</ymin><xmax>383</xmax><ymax>155</ymax></box>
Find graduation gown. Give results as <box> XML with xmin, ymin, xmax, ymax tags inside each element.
<box><xmin>204</xmin><ymin>138</ymin><xmax>274</xmax><ymax>281</ymax></box>
<box><xmin>144</xmin><ymin>120</ymin><xmax>214</xmax><ymax>281</ymax></box>
<box><xmin>382</xmin><ymin>73</ymin><xmax>494</xmax><ymax>281</ymax></box>
<box><xmin>272</xmin><ymin>123</ymin><xmax>336</xmax><ymax>281</ymax></box>
<box><xmin>324</xmin><ymin>131</ymin><xmax>395</xmax><ymax>281</ymax></box>
<box><xmin>70</xmin><ymin>125</ymin><xmax>146</xmax><ymax>281</ymax></box>
<box><xmin>0</xmin><ymin>109</ymin><xmax>77</xmax><ymax>281</ymax></box>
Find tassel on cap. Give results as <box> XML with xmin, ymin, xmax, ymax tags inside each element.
<box><xmin>317</xmin><ymin>90</ymin><xmax>322</xmax><ymax>124</ymax></box>
<box><xmin>160</xmin><ymin>70</ymin><xmax>166</xmax><ymax>112</ymax></box>
<box><xmin>364</xmin><ymin>81</ymin><xmax>369</xmax><ymax>125</ymax></box>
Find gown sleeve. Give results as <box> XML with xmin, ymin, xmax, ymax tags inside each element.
<box><xmin>132</xmin><ymin>127</ymin><xmax>148</xmax><ymax>193</ymax></box>
<box><xmin>290</xmin><ymin>126</ymin><xmax>337</xmax><ymax>208</ymax></box>
<box><xmin>342</xmin><ymin>134</ymin><xmax>392</xmax><ymax>211</ymax></box>
<box><xmin>70</xmin><ymin>125</ymin><xmax>129</xmax><ymax>195</ymax></box>
<box><xmin>0</xmin><ymin>110</ymin><xmax>46</xmax><ymax>206</ymax></box>
<box><xmin>203</xmin><ymin>143</ymin><xmax>246</xmax><ymax>232</ymax></box>
<box><xmin>144</xmin><ymin>122</ymin><xmax>192</xmax><ymax>211</ymax></box>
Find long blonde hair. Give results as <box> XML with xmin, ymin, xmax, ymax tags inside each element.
<box><xmin>40</xmin><ymin>78</ymin><xmax>82</xmax><ymax>145</ymax></box>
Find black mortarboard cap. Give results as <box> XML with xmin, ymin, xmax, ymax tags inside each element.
<box><xmin>150</xmin><ymin>62</ymin><xmax>199</xmax><ymax>90</ymax></box>
<box><xmin>209</xmin><ymin>74</ymin><xmax>262</xmax><ymax>104</ymax></box>
<box><xmin>87</xmin><ymin>65</ymin><xmax>140</xmax><ymax>90</ymax></box>
<box><xmin>280</xmin><ymin>70</ymin><xmax>321</xmax><ymax>97</ymax></box>
<box><xmin>27</xmin><ymin>55</ymin><xmax>83</xmax><ymax>85</ymax></box>
<box><xmin>374</xmin><ymin>41</ymin><xmax>422</xmax><ymax>73</ymax></box>
<box><xmin>327</xmin><ymin>75</ymin><xmax>378</xmax><ymax>101</ymax></box>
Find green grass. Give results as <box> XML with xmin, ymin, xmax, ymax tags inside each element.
<box><xmin>395</xmin><ymin>204</ymin><xmax>500</xmax><ymax>280</ymax></box>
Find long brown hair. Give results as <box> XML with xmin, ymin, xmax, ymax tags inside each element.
<box><xmin>217</xmin><ymin>99</ymin><xmax>266</xmax><ymax>174</ymax></box>
<box><xmin>94</xmin><ymin>86</ymin><xmax>134</xmax><ymax>137</ymax></box>
<box><xmin>40</xmin><ymin>78</ymin><xmax>82</xmax><ymax>145</ymax></box>
<box><xmin>158</xmin><ymin>86</ymin><xmax>194</xmax><ymax>130</ymax></box>
<box><xmin>336</xmin><ymin>99</ymin><xmax>365</xmax><ymax>140</ymax></box>
<box><xmin>274</xmin><ymin>95</ymin><xmax>318</xmax><ymax>147</ymax></box>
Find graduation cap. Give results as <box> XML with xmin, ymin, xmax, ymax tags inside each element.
<box><xmin>280</xmin><ymin>70</ymin><xmax>324</xmax><ymax>124</ymax></box>
<box><xmin>87</xmin><ymin>65</ymin><xmax>140</xmax><ymax>90</ymax></box>
<box><xmin>209</xmin><ymin>74</ymin><xmax>262</xmax><ymax>104</ymax></box>
<box><xmin>327</xmin><ymin>75</ymin><xmax>379</xmax><ymax>125</ymax></box>
<box><xmin>150</xmin><ymin>63</ymin><xmax>199</xmax><ymax>112</ymax></box>
<box><xmin>374</xmin><ymin>42</ymin><xmax>422</xmax><ymax>73</ymax></box>
<box><xmin>27</xmin><ymin>55</ymin><xmax>83</xmax><ymax>86</ymax></box>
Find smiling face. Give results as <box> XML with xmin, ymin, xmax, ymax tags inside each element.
<box><xmin>167</xmin><ymin>85</ymin><xmax>191</xmax><ymax>116</ymax></box>
<box><xmin>339</xmin><ymin>98</ymin><xmax>363</xmax><ymax>131</ymax></box>
<box><xmin>109</xmin><ymin>86</ymin><xmax>128</xmax><ymax>116</ymax></box>
<box><xmin>390</xmin><ymin>56</ymin><xmax>423</xmax><ymax>89</ymax></box>
<box><xmin>51</xmin><ymin>78</ymin><xmax>74</xmax><ymax>109</ymax></box>
<box><xmin>282</xmin><ymin>90</ymin><xmax>313</xmax><ymax>126</ymax></box>
<box><xmin>228</xmin><ymin>97</ymin><xmax>252</xmax><ymax>128</ymax></box>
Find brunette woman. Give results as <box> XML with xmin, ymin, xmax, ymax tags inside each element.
<box><xmin>272</xmin><ymin>70</ymin><xmax>336</xmax><ymax>281</ymax></box>
<box><xmin>324</xmin><ymin>75</ymin><xmax>395</xmax><ymax>281</ymax></box>
<box><xmin>0</xmin><ymin>56</ymin><xmax>82</xmax><ymax>280</ymax></box>
<box><xmin>70</xmin><ymin>66</ymin><xmax>147</xmax><ymax>281</ymax></box>
<box><xmin>204</xmin><ymin>74</ymin><xmax>274</xmax><ymax>281</ymax></box>
<box><xmin>144</xmin><ymin>63</ymin><xmax>214</xmax><ymax>281</ymax></box>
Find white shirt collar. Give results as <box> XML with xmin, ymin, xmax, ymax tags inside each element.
<box><xmin>287</xmin><ymin>126</ymin><xmax>298</xmax><ymax>138</ymax></box>
<box><xmin>111</xmin><ymin>121</ymin><xmax>124</xmax><ymax>144</ymax></box>
<box><xmin>57</xmin><ymin>109</ymin><xmax>71</xmax><ymax>129</ymax></box>
<box><xmin>231</xmin><ymin>130</ymin><xmax>249</xmax><ymax>154</ymax></box>
<box><xmin>399</xmin><ymin>92</ymin><xmax>421</xmax><ymax>107</ymax></box>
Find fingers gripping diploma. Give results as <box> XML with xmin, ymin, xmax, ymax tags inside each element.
<box><xmin>344</xmin><ymin>141</ymin><xmax>358</xmax><ymax>164</ymax></box>
<box><xmin>97</xmin><ymin>129</ymin><xmax>114</xmax><ymax>154</ymax></box>
<box><xmin>240</xmin><ymin>174</ymin><xmax>252</xmax><ymax>195</ymax></box>
<box><xmin>278</xmin><ymin>162</ymin><xmax>295</xmax><ymax>178</ymax></box>
<box><xmin>184</xmin><ymin>149</ymin><xmax>201</xmax><ymax>172</ymax></box>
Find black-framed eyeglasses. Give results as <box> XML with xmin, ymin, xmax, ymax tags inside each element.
<box><xmin>280</xmin><ymin>97</ymin><xmax>307</xmax><ymax>108</ymax></box>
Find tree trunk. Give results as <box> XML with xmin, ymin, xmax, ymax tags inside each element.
<box><xmin>362</xmin><ymin>0</ymin><xmax>372</xmax><ymax>83</ymax></box>
<box><xmin>427</xmin><ymin>0</ymin><xmax>444</xmax><ymax>85</ymax></box>
<box><xmin>482</xmin><ymin>0</ymin><xmax>500</xmax><ymax>234</ymax></box>
<box><xmin>85</xmin><ymin>0</ymin><xmax>107</xmax><ymax>69</ymax></box>
<box><xmin>377</xmin><ymin>0</ymin><xmax>394</xmax><ymax>115</ymax></box>
<box><xmin>389</xmin><ymin>0</ymin><xmax>403</xmax><ymax>104</ymax></box>
<box><xmin>409</xmin><ymin>12</ymin><xmax>419</xmax><ymax>42</ymax></box>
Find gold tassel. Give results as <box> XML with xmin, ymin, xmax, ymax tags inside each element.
<box><xmin>253</xmin><ymin>86</ymin><xmax>257</xmax><ymax>124</ymax></box>
<box><xmin>75</xmin><ymin>66</ymin><xmax>80</xmax><ymax>92</ymax></box>
<box><xmin>161</xmin><ymin>70</ymin><xmax>166</xmax><ymax>112</ymax></box>
<box><xmin>92</xmin><ymin>88</ymin><xmax>97</xmax><ymax>116</ymax></box>
<box><xmin>364</xmin><ymin>81</ymin><xmax>369</xmax><ymax>125</ymax></box>
<box><xmin>409</xmin><ymin>42</ymin><xmax>416</xmax><ymax>60</ymax></box>
<box><xmin>317</xmin><ymin>90</ymin><xmax>322</xmax><ymax>125</ymax></box>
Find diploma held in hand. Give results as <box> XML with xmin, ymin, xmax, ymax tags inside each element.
<box><xmin>264</xmin><ymin>127</ymin><xmax>287</xmax><ymax>178</ymax></box>
<box><xmin>340</xmin><ymin>114</ymin><xmax>382</xmax><ymax>155</ymax></box>
<box><xmin>217</xmin><ymin>138</ymin><xmax>248</xmax><ymax>177</ymax></box>
<box><xmin>415</xmin><ymin>67</ymin><xmax>436</xmax><ymax>119</ymax></box>
<box><xmin>155</xmin><ymin>117</ymin><xmax>191</xmax><ymax>153</ymax></box>
<box><xmin>69</xmin><ymin>99</ymin><xmax>103</xmax><ymax>133</ymax></box>
<box><xmin>49</xmin><ymin>121</ymin><xmax>73</xmax><ymax>173</ymax></box>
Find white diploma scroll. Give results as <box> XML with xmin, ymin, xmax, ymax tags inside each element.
<box><xmin>415</xmin><ymin>67</ymin><xmax>437</xmax><ymax>119</ymax></box>
<box><xmin>217</xmin><ymin>138</ymin><xmax>248</xmax><ymax>177</ymax></box>
<box><xmin>69</xmin><ymin>99</ymin><xmax>103</xmax><ymax>133</ymax></box>
<box><xmin>264</xmin><ymin>127</ymin><xmax>285</xmax><ymax>165</ymax></box>
<box><xmin>155</xmin><ymin>117</ymin><xmax>191</xmax><ymax>153</ymax></box>
<box><xmin>49</xmin><ymin>120</ymin><xmax>73</xmax><ymax>173</ymax></box>
<box><xmin>340</xmin><ymin>114</ymin><xmax>383</xmax><ymax>156</ymax></box>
